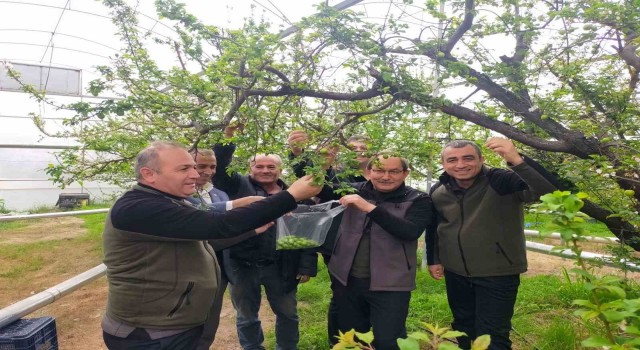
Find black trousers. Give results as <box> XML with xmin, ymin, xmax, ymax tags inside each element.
<box><xmin>322</xmin><ymin>254</ymin><xmax>340</xmax><ymax>347</ymax></box>
<box><xmin>333</xmin><ymin>276</ymin><xmax>411</xmax><ymax>350</ymax></box>
<box><xmin>444</xmin><ymin>271</ymin><xmax>520</xmax><ymax>350</ymax></box>
<box><xmin>103</xmin><ymin>326</ymin><xmax>203</xmax><ymax>350</ymax></box>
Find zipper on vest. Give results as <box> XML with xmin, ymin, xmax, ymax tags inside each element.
<box><xmin>495</xmin><ymin>242</ymin><xmax>514</xmax><ymax>265</ymax></box>
<box><xmin>456</xmin><ymin>197</ymin><xmax>471</xmax><ymax>276</ymax></box>
<box><xmin>402</xmin><ymin>243</ymin><xmax>411</xmax><ymax>270</ymax></box>
<box><xmin>167</xmin><ymin>282</ymin><xmax>195</xmax><ymax>317</ymax></box>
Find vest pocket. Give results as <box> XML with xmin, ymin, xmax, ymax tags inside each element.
<box><xmin>167</xmin><ymin>282</ymin><xmax>194</xmax><ymax>317</ymax></box>
<box><xmin>495</xmin><ymin>242</ymin><xmax>514</xmax><ymax>265</ymax></box>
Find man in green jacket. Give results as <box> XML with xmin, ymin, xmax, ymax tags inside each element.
<box><xmin>102</xmin><ymin>141</ymin><xmax>320</xmax><ymax>350</ymax></box>
<box><xmin>426</xmin><ymin>138</ymin><xmax>557</xmax><ymax>350</ymax></box>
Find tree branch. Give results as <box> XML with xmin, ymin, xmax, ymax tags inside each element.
<box><xmin>437</xmin><ymin>103</ymin><xmax>574</xmax><ymax>153</ymax></box>
<box><xmin>342</xmin><ymin>96</ymin><xmax>398</xmax><ymax>117</ymax></box>
<box><xmin>441</xmin><ymin>0</ymin><xmax>475</xmax><ymax>53</ymax></box>
<box><xmin>244</xmin><ymin>87</ymin><xmax>384</xmax><ymax>101</ymax></box>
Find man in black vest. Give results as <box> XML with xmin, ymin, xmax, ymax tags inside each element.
<box><xmin>214</xmin><ymin>127</ymin><xmax>318</xmax><ymax>350</ymax></box>
<box><xmin>318</xmin><ymin>152</ymin><xmax>433</xmax><ymax>350</ymax></box>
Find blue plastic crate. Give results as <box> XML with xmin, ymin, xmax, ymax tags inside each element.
<box><xmin>0</xmin><ymin>317</ymin><xmax>58</xmax><ymax>350</ymax></box>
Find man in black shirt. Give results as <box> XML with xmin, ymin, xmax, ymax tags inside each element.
<box><xmin>214</xmin><ymin>126</ymin><xmax>318</xmax><ymax>350</ymax></box>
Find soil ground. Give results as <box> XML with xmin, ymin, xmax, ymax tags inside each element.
<box><xmin>0</xmin><ymin>217</ymin><xmax>638</xmax><ymax>349</ymax></box>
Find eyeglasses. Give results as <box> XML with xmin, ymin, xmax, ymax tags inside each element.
<box><xmin>370</xmin><ymin>169</ymin><xmax>405</xmax><ymax>176</ymax></box>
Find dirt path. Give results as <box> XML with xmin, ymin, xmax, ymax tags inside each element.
<box><xmin>1</xmin><ymin>218</ymin><xmax>638</xmax><ymax>349</ymax></box>
<box><xmin>9</xmin><ymin>251</ymin><xmax>638</xmax><ymax>350</ymax></box>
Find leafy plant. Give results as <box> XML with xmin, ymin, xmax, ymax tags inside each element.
<box><xmin>0</xmin><ymin>198</ymin><xmax>9</xmax><ymax>214</ymax></box>
<box><xmin>331</xmin><ymin>323</ymin><xmax>490</xmax><ymax>350</ymax></box>
<box><xmin>533</xmin><ymin>191</ymin><xmax>640</xmax><ymax>348</ymax></box>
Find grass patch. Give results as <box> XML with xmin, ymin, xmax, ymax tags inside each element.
<box><xmin>264</xmin><ymin>267</ymin><xmax>633</xmax><ymax>349</ymax></box>
<box><xmin>0</xmin><ymin>220</ymin><xmax>29</xmax><ymax>231</ymax></box>
<box><xmin>0</xmin><ymin>210</ymin><xmax>108</xmax><ymax>279</ymax></box>
<box><xmin>0</xmin><ymin>241</ymin><xmax>53</xmax><ymax>278</ymax></box>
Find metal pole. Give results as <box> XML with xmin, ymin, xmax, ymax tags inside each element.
<box><xmin>524</xmin><ymin>229</ymin><xmax>619</xmax><ymax>244</ymax></box>
<box><xmin>0</xmin><ymin>144</ymin><xmax>78</xmax><ymax>150</ymax></box>
<box><xmin>526</xmin><ymin>241</ymin><xmax>640</xmax><ymax>272</ymax></box>
<box><xmin>0</xmin><ymin>264</ymin><xmax>107</xmax><ymax>328</ymax></box>
<box><xmin>0</xmin><ymin>208</ymin><xmax>109</xmax><ymax>222</ymax></box>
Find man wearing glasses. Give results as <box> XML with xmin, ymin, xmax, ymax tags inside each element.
<box><xmin>318</xmin><ymin>152</ymin><xmax>433</xmax><ymax>350</ymax></box>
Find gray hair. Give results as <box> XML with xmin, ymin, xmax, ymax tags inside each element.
<box><xmin>248</xmin><ymin>154</ymin><xmax>283</xmax><ymax>167</ymax></box>
<box><xmin>135</xmin><ymin>141</ymin><xmax>185</xmax><ymax>180</ymax></box>
<box><xmin>441</xmin><ymin>140</ymin><xmax>483</xmax><ymax>160</ymax></box>
<box><xmin>366</xmin><ymin>151</ymin><xmax>410</xmax><ymax>171</ymax></box>
<box><xmin>347</xmin><ymin>134</ymin><xmax>371</xmax><ymax>144</ymax></box>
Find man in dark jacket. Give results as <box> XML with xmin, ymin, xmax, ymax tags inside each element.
<box><xmin>187</xmin><ymin>149</ymin><xmax>262</xmax><ymax>350</ymax></box>
<box><xmin>318</xmin><ymin>152</ymin><xmax>432</xmax><ymax>350</ymax></box>
<box><xmin>213</xmin><ymin>127</ymin><xmax>318</xmax><ymax>350</ymax></box>
<box><xmin>102</xmin><ymin>141</ymin><xmax>320</xmax><ymax>350</ymax></box>
<box><xmin>286</xmin><ymin>130</ymin><xmax>372</xmax><ymax>345</ymax></box>
<box><xmin>426</xmin><ymin>138</ymin><xmax>557</xmax><ymax>350</ymax></box>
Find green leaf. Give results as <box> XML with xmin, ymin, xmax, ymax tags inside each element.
<box><xmin>438</xmin><ymin>343</ymin><xmax>462</xmax><ymax>350</ymax></box>
<box><xmin>397</xmin><ymin>337</ymin><xmax>420</xmax><ymax>350</ymax></box>
<box><xmin>581</xmin><ymin>336</ymin><xmax>613</xmax><ymax>347</ymax></box>
<box><xmin>573</xmin><ymin>299</ymin><xmax>597</xmax><ymax>308</ymax></box>
<box><xmin>601</xmin><ymin>310</ymin><xmax>631</xmax><ymax>322</ymax></box>
<box><xmin>407</xmin><ymin>331</ymin><xmax>430</xmax><ymax>342</ymax></box>
<box><xmin>575</xmin><ymin>310</ymin><xmax>600</xmax><ymax>320</ymax></box>
<box><xmin>441</xmin><ymin>331</ymin><xmax>467</xmax><ymax>339</ymax></box>
<box><xmin>601</xmin><ymin>285</ymin><xmax>626</xmax><ymax>299</ymax></box>
<box><xmin>355</xmin><ymin>330</ymin><xmax>374</xmax><ymax>344</ymax></box>
<box><xmin>471</xmin><ymin>335</ymin><xmax>491</xmax><ymax>350</ymax></box>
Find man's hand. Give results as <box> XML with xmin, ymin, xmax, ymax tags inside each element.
<box><xmin>485</xmin><ymin>137</ymin><xmax>523</xmax><ymax>165</ymax></box>
<box><xmin>297</xmin><ymin>274</ymin><xmax>311</xmax><ymax>283</ymax></box>
<box><xmin>232</xmin><ymin>196</ymin><xmax>265</xmax><ymax>208</ymax></box>
<box><xmin>286</xmin><ymin>175</ymin><xmax>322</xmax><ymax>201</ymax></box>
<box><xmin>224</xmin><ymin>123</ymin><xmax>244</xmax><ymax>138</ymax></box>
<box><xmin>428</xmin><ymin>264</ymin><xmax>444</xmax><ymax>280</ymax></box>
<box><xmin>255</xmin><ymin>221</ymin><xmax>274</xmax><ymax>234</ymax></box>
<box><xmin>287</xmin><ymin>130</ymin><xmax>308</xmax><ymax>156</ymax></box>
<box><xmin>339</xmin><ymin>194</ymin><xmax>376</xmax><ymax>213</ymax></box>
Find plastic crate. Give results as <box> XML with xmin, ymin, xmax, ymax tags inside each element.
<box><xmin>0</xmin><ymin>317</ymin><xmax>58</xmax><ymax>350</ymax></box>
<box><xmin>56</xmin><ymin>193</ymin><xmax>90</xmax><ymax>209</ymax></box>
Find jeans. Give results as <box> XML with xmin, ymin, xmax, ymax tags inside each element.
<box><xmin>444</xmin><ymin>271</ymin><xmax>520</xmax><ymax>350</ymax></box>
<box><xmin>226</xmin><ymin>259</ymin><xmax>299</xmax><ymax>350</ymax></box>
<box><xmin>103</xmin><ymin>326</ymin><xmax>202</xmax><ymax>350</ymax></box>
<box><xmin>333</xmin><ymin>276</ymin><xmax>411</xmax><ymax>350</ymax></box>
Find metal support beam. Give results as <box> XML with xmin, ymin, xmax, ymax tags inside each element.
<box><xmin>0</xmin><ymin>208</ymin><xmax>109</xmax><ymax>222</ymax></box>
<box><xmin>524</xmin><ymin>229</ymin><xmax>619</xmax><ymax>244</ymax></box>
<box><xmin>0</xmin><ymin>144</ymin><xmax>78</xmax><ymax>150</ymax></box>
<box><xmin>0</xmin><ymin>264</ymin><xmax>107</xmax><ymax>328</ymax></box>
<box><xmin>526</xmin><ymin>241</ymin><xmax>640</xmax><ymax>272</ymax></box>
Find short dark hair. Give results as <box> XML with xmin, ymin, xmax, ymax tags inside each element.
<box><xmin>441</xmin><ymin>140</ymin><xmax>482</xmax><ymax>160</ymax></box>
<box><xmin>366</xmin><ymin>151</ymin><xmax>409</xmax><ymax>171</ymax></box>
